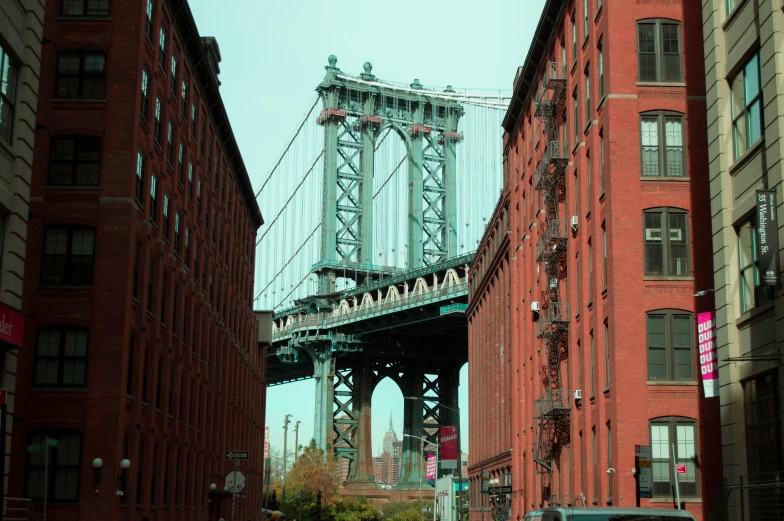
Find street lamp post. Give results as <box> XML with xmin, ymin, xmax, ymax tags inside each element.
<box><xmin>282</xmin><ymin>414</ymin><xmax>292</xmax><ymax>503</ymax></box>
<box><xmin>405</xmin><ymin>397</ymin><xmax>463</xmax><ymax>521</ymax></box>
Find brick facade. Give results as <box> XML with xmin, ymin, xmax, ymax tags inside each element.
<box><xmin>468</xmin><ymin>1</ymin><xmax>721</xmax><ymax>519</ymax></box>
<box><xmin>7</xmin><ymin>1</ymin><xmax>265</xmax><ymax>520</ymax></box>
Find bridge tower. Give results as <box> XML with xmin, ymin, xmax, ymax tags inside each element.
<box><xmin>315</xmin><ymin>55</ymin><xmax>464</xmax><ymax>293</ymax></box>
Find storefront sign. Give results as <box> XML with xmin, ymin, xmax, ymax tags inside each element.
<box><xmin>635</xmin><ymin>445</ymin><xmax>652</xmax><ymax>499</ymax></box>
<box><xmin>698</xmin><ymin>312</ymin><xmax>719</xmax><ymax>398</ymax></box>
<box><xmin>756</xmin><ymin>190</ymin><xmax>780</xmax><ymax>286</ymax></box>
<box><xmin>0</xmin><ymin>303</ymin><xmax>24</xmax><ymax>348</ymax></box>
<box><xmin>440</xmin><ymin>426</ymin><xmax>458</xmax><ymax>469</ymax></box>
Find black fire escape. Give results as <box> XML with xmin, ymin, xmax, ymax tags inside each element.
<box><xmin>532</xmin><ymin>62</ymin><xmax>571</xmax><ymax>505</ymax></box>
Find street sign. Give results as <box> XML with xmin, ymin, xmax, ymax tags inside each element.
<box><xmin>47</xmin><ymin>438</ymin><xmax>59</xmax><ymax>447</ymax></box>
<box><xmin>27</xmin><ymin>444</ymin><xmax>45</xmax><ymax>453</ymax></box>
<box><xmin>676</xmin><ymin>464</ymin><xmax>687</xmax><ymax>474</ymax></box>
<box><xmin>488</xmin><ymin>486</ymin><xmax>512</xmax><ymax>495</ymax></box>
<box><xmin>225</xmin><ymin>451</ymin><xmax>249</xmax><ymax>460</ymax></box>
<box><xmin>225</xmin><ymin>470</ymin><xmax>246</xmax><ymax>492</ymax></box>
<box><xmin>481</xmin><ymin>471</ymin><xmax>489</xmax><ymax>492</ymax></box>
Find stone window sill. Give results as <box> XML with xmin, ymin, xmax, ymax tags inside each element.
<box><xmin>636</xmin><ymin>82</ymin><xmax>686</xmax><ymax>88</ymax></box>
<box><xmin>728</xmin><ymin>138</ymin><xmax>764</xmax><ymax>176</ymax></box>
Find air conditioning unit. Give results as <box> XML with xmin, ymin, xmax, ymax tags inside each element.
<box><xmin>571</xmin><ymin>215</ymin><xmax>579</xmax><ymax>232</ymax></box>
<box><xmin>574</xmin><ymin>389</ymin><xmax>582</xmax><ymax>400</ymax></box>
<box><xmin>531</xmin><ymin>301</ymin><xmax>540</xmax><ymax>313</ymax></box>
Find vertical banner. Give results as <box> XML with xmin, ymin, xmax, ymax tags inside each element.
<box><xmin>426</xmin><ymin>454</ymin><xmax>437</xmax><ymax>480</ymax></box>
<box><xmin>756</xmin><ymin>190</ymin><xmax>781</xmax><ymax>286</ymax></box>
<box><xmin>440</xmin><ymin>426</ymin><xmax>458</xmax><ymax>469</ymax></box>
<box><xmin>697</xmin><ymin>312</ymin><xmax>719</xmax><ymax>398</ymax></box>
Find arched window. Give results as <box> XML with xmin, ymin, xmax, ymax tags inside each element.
<box><xmin>646</xmin><ymin>309</ymin><xmax>694</xmax><ymax>381</ymax></box>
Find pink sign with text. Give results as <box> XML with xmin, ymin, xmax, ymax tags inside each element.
<box><xmin>698</xmin><ymin>312</ymin><xmax>719</xmax><ymax>398</ymax></box>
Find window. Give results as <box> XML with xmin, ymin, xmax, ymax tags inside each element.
<box><xmin>161</xmin><ymin>273</ymin><xmax>167</xmax><ymax>325</ymax></box>
<box><xmin>602</xmin><ymin>225</ymin><xmax>607</xmax><ymax>288</ymax></box>
<box><xmin>190</xmin><ymin>103</ymin><xmax>196</xmax><ymax>138</ymax></box>
<box><xmin>181</xmin><ymin>80</ymin><xmax>187</xmax><ymax>119</ymax></box>
<box><xmin>170</xmin><ymin>56</ymin><xmax>177</xmax><ymax>97</ymax></box>
<box><xmin>726</xmin><ymin>0</ymin><xmax>740</xmax><ymax>16</ymax></box>
<box><xmin>644</xmin><ymin>208</ymin><xmax>689</xmax><ymax>276</ymax></box>
<box><xmin>34</xmin><ymin>327</ymin><xmax>88</xmax><ymax>387</ymax></box>
<box><xmin>26</xmin><ymin>431</ymin><xmax>82</xmax><ymax>501</ymax></box>
<box><xmin>49</xmin><ymin>137</ymin><xmax>100</xmax><ymax>186</ymax></box>
<box><xmin>583</xmin><ymin>0</ymin><xmax>589</xmax><ymax>40</ymax></box>
<box><xmin>135</xmin><ymin>151</ymin><xmax>145</xmax><ymax>205</ymax></box>
<box><xmin>145</xmin><ymin>0</ymin><xmax>153</xmax><ymax>40</ymax></box>
<box><xmin>158</xmin><ymin>27</ymin><xmax>166</xmax><ymax>68</ymax></box>
<box><xmin>598</xmin><ymin>39</ymin><xmax>604</xmax><ymax>100</ymax></box>
<box><xmin>172</xmin><ymin>285</ymin><xmax>179</xmax><ymax>336</ymax></box>
<box><xmin>647</xmin><ymin>310</ymin><xmax>694</xmax><ymax>381</ymax></box>
<box><xmin>744</xmin><ymin>373</ymin><xmax>783</xmax><ymax>476</ymax></box>
<box><xmin>576</xmin><ymin>253</ymin><xmax>582</xmax><ymax>310</ymax></box>
<box><xmin>166</xmin><ymin>122</ymin><xmax>174</xmax><ymax>164</ymax></box>
<box><xmin>141</xmin><ymin>346</ymin><xmax>149</xmax><ymax>402</ymax></box>
<box><xmin>42</xmin><ymin>227</ymin><xmax>95</xmax><ymax>285</ymax></box>
<box><xmin>194</xmin><ymin>240</ymin><xmax>199</xmax><ymax>278</ymax></box>
<box><xmin>61</xmin><ymin>0</ymin><xmax>110</xmax><ymax>16</ymax></box>
<box><xmin>590</xmin><ymin>330</ymin><xmax>595</xmax><ymax>396</ymax></box>
<box><xmin>599</xmin><ymin>133</ymin><xmax>605</xmax><ymax>191</ymax></box>
<box><xmin>136</xmin><ymin>438</ymin><xmax>144</xmax><ymax>505</ymax></box>
<box><xmin>640</xmin><ymin>112</ymin><xmax>685</xmax><ymax>177</ymax></box>
<box><xmin>577</xmin><ymin>339</ymin><xmax>583</xmax><ymax>392</ymax></box>
<box><xmin>573</xmin><ymin>88</ymin><xmax>579</xmax><ymax>145</ymax></box>
<box><xmin>650</xmin><ymin>418</ymin><xmax>698</xmax><ymax>498</ymax></box>
<box><xmin>184</xmin><ymin>227</ymin><xmax>190</xmax><ymax>270</ymax></box>
<box><xmin>149</xmin><ymin>174</ymin><xmax>158</xmax><ymax>223</ymax></box>
<box><xmin>604</xmin><ymin>320</ymin><xmax>610</xmax><ymax>388</ymax></box>
<box><xmin>132</xmin><ymin>240</ymin><xmax>140</xmax><ymax>299</ymax></box>
<box><xmin>199</xmin><ymin>122</ymin><xmax>205</xmax><ymax>155</ymax></box>
<box><xmin>587</xmin><ymin>150</ymin><xmax>592</xmax><ymax>213</ymax></box>
<box><xmin>162</xmin><ymin>194</ymin><xmax>170</xmax><ymax>240</ymax></box>
<box><xmin>178</xmin><ymin>143</ymin><xmax>184</xmax><ymax>184</ymax></box>
<box><xmin>585</xmin><ymin>64</ymin><xmax>591</xmax><ymax>123</ymax></box>
<box><xmin>0</xmin><ymin>46</ymin><xmax>17</xmax><ymax>142</ymax></box>
<box><xmin>637</xmin><ymin>21</ymin><xmax>683</xmax><ymax>83</ymax></box>
<box><xmin>188</xmin><ymin>163</ymin><xmax>193</xmax><ymax>201</ymax></box>
<box><xmin>55</xmin><ymin>51</ymin><xmax>106</xmax><ymax>99</ymax></box>
<box><xmin>154</xmin><ymin>97</ymin><xmax>162</xmax><ymax>144</ymax></box>
<box><xmin>731</xmin><ymin>52</ymin><xmax>763</xmax><ymax>160</ymax></box>
<box><xmin>738</xmin><ymin>217</ymin><xmax>775</xmax><ymax>313</ymax></box>
<box><xmin>146</xmin><ymin>257</ymin><xmax>154</xmax><ymax>313</ymax></box>
<box><xmin>127</xmin><ymin>334</ymin><xmax>135</xmax><ymax>396</ymax></box>
<box><xmin>140</xmin><ymin>69</ymin><xmax>149</xmax><ymax>120</ymax></box>
<box><xmin>197</xmin><ymin>179</ymin><xmax>202</xmax><ymax>214</ymax></box>
<box><xmin>588</xmin><ymin>240</ymin><xmax>593</xmax><ymax>302</ymax></box>
<box><xmin>151</xmin><ymin>443</ymin><xmax>158</xmax><ymax>504</ymax></box>
<box><xmin>571</xmin><ymin>10</ymin><xmax>577</xmax><ymax>65</ymax></box>
<box><xmin>174</xmin><ymin>212</ymin><xmax>181</xmax><ymax>253</ymax></box>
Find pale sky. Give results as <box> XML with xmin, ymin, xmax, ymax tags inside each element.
<box><xmin>188</xmin><ymin>0</ymin><xmax>547</xmax><ymax>455</ymax></box>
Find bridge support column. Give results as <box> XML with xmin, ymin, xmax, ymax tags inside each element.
<box><xmin>444</xmin><ymin>135</ymin><xmax>459</xmax><ymax>259</ymax></box>
<box><xmin>349</xmin><ymin>362</ymin><xmax>375</xmax><ymax>483</ymax></box>
<box><xmin>408</xmin><ymin>131</ymin><xmax>424</xmax><ymax>269</ymax></box>
<box><xmin>318</xmin><ymin>89</ymin><xmax>340</xmax><ymax>294</ymax></box>
<box><xmin>313</xmin><ymin>345</ymin><xmax>336</xmax><ymax>452</ymax></box>
<box><xmin>399</xmin><ymin>366</ymin><xmax>426</xmax><ymax>487</ymax></box>
<box><xmin>360</xmin><ymin>124</ymin><xmax>375</xmax><ymax>266</ymax></box>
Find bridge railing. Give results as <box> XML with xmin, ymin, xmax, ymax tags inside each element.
<box><xmin>273</xmin><ymin>278</ymin><xmax>468</xmax><ymax>340</ymax></box>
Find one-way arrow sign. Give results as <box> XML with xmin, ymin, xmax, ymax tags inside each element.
<box><xmin>225</xmin><ymin>451</ymin><xmax>249</xmax><ymax>460</ymax></box>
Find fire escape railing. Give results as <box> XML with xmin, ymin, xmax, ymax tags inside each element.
<box><xmin>532</xmin><ymin>62</ymin><xmax>571</xmax><ymax>503</ymax></box>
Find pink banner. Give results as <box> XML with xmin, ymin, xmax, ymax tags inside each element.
<box><xmin>440</xmin><ymin>426</ymin><xmax>458</xmax><ymax>469</ymax></box>
<box><xmin>426</xmin><ymin>454</ymin><xmax>437</xmax><ymax>479</ymax></box>
<box><xmin>698</xmin><ymin>312</ymin><xmax>719</xmax><ymax>398</ymax></box>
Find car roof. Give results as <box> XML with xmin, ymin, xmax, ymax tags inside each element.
<box><xmin>525</xmin><ymin>508</ymin><xmax>696</xmax><ymax>518</ymax></box>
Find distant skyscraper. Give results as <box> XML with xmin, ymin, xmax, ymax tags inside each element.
<box><xmin>382</xmin><ymin>411</ymin><xmax>398</xmax><ymax>455</ymax></box>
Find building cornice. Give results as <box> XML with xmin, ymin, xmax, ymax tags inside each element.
<box><xmin>502</xmin><ymin>0</ymin><xmax>567</xmax><ymax>135</ymax></box>
<box><xmin>166</xmin><ymin>0</ymin><xmax>264</xmax><ymax>230</ymax></box>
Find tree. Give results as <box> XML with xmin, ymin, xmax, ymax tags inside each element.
<box><xmin>381</xmin><ymin>500</ymin><xmax>431</xmax><ymax>519</ymax></box>
<box><xmin>286</xmin><ymin>439</ymin><xmax>339</xmax><ymax>502</ymax></box>
<box><xmin>331</xmin><ymin>495</ymin><xmax>381</xmax><ymax>521</ymax></box>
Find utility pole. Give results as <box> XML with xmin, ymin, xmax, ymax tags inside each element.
<box><xmin>294</xmin><ymin>421</ymin><xmax>301</xmax><ymax>464</ymax></box>
<box><xmin>282</xmin><ymin>414</ymin><xmax>292</xmax><ymax>503</ymax></box>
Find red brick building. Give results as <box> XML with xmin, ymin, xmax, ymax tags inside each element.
<box><xmin>467</xmin><ymin>1</ymin><xmax>721</xmax><ymax>519</ymax></box>
<box><xmin>8</xmin><ymin>1</ymin><xmax>265</xmax><ymax>520</ymax></box>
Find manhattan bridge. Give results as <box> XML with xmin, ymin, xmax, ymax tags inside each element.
<box><xmin>252</xmin><ymin>56</ymin><xmax>508</xmax><ymax>490</ymax></box>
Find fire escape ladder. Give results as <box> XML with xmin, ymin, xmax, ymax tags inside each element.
<box><xmin>533</xmin><ymin>63</ymin><xmax>571</xmax><ymax>503</ymax></box>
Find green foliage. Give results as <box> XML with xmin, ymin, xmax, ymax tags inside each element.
<box><xmin>331</xmin><ymin>495</ymin><xmax>381</xmax><ymax>521</ymax></box>
<box><xmin>381</xmin><ymin>500</ymin><xmax>431</xmax><ymax>520</ymax></box>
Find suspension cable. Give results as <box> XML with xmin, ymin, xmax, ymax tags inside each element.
<box><xmin>373</xmin><ymin>155</ymin><xmax>406</xmax><ymax>198</ymax></box>
<box><xmin>255</xmin><ymin>96</ymin><xmax>319</xmax><ymax>197</ymax></box>
<box><xmin>255</xmin><ymin>222</ymin><xmax>321</xmax><ymax>302</ymax></box>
